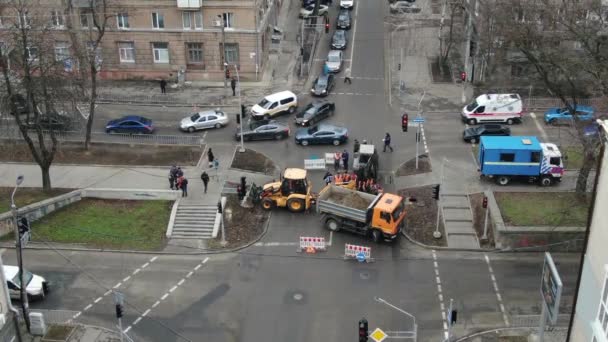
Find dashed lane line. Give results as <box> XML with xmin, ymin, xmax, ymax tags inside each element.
<box><xmin>432</xmin><ymin>250</ymin><xmax>449</xmax><ymax>340</ymax></box>
<box><xmin>484</xmin><ymin>253</ymin><xmax>510</xmax><ymax>326</ymax></box>
<box><xmin>123</xmin><ymin>257</ymin><xmax>210</xmax><ymax>334</ymax></box>
<box><xmin>420</xmin><ymin>124</ymin><xmax>429</xmax><ymax>154</ymax></box>
<box><xmin>529</xmin><ymin>113</ymin><xmax>549</xmax><ymax>141</ymax></box>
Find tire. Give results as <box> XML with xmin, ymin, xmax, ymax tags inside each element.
<box><xmin>215</xmin><ymin>123</ymin><xmax>222</xmax><ymax>129</ymax></box>
<box><xmin>496</xmin><ymin>176</ymin><xmax>510</xmax><ymax>186</ymax></box>
<box><xmin>261</xmin><ymin>198</ymin><xmax>274</xmax><ymax>210</ymax></box>
<box><xmin>540</xmin><ymin>177</ymin><xmax>552</xmax><ymax>187</ymax></box>
<box><xmin>506</xmin><ymin>118</ymin><xmax>514</xmax><ymax>125</ymax></box>
<box><xmin>287</xmin><ymin>198</ymin><xmax>305</xmax><ymax>212</ymax></box>
<box><xmin>325</xmin><ymin>218</ymin><xmax>340</xmax><ymax>232</ymax></box>
<box><xmin>372</xmin><ymin>229</ymin><xmax>382</xmax><ymax>243</ymax></box>
<box><xmin>288</xmin><ymin>106</ymin><xmax>296</xmax><ymax>114</ymax></box>
<box><xmin>264</xmin><ymin>114</ymin><xmax>271</xmax><ymax>120</ymax></box>
<box><xmin>469</xmin><ymin>137</ymin><xmax>477</xmax><ymax>144</ymax></box>
<box><xmin>108</xmin><ymin>129</ymin><xmax>116</xmax><ymax>134</ymax></box>
<box><xmin>188</xmin><ymin>127</ymin><xmax>195</xmax><ymax>133</ymax></box>
<box><xmin>333</xmin><ymin>139</ymin><xmax>341</xmax><ymax>146</ymax></box>
<box><xmin>467</xmin><ymin>118</ymin><xmax>477</xmax><ymax>125</ymax></box>
<box><xmin>550</xmin><ymin>119</ymin><xmax>558</xmax><ymax>126</ymax></box>
<box><xmin>275</xmin><ymin>134</ymin><xmax>283</xmax><ymax>140</ymax></box>
<box><xmin>301</xmin><ymin>140</ymin><xmax>309</xmax><ymax>146</ymax></box>
<box><xmin>245</xmin><ymin>135</ymin><xmax>253</xmax><ymax>141</ymax></box>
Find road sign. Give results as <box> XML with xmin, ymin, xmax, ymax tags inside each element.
<box><xmin>412</xmin><ymin>118</ymin><xmax>425</xmax><ymax>123</ymax></box>
<box><xmin>541</xmin><ymin>252</ymin><xmax>563</xmax><ymax>324</ymax></box>
<box><xmin>356</xmin><ymin>252</ymin><xmax>366</xmax><ymax>263</ymax></box>
<box><xmin>370</xmin><ymin>328</ymin><xmax>387</xmax><ymax>342</ymax></box>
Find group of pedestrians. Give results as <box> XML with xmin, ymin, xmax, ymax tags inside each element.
<box><xmin>169</xmin><ymin>165</ymin><xmax>189</xmax><ymax>197</ymax></box>
<box><xmin>333</xmin><ymin>150</ymin><xmax>350</xmax><ymax>172</ymax></box>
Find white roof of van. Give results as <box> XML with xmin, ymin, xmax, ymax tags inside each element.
<box><xmin>264</xmin><ymin>90</ymin><xmax>297</xmax><ymax>102</ymax></box>
<box><xmin>541</xmin><ymin>143</ymin><xmax>562</xmax><ymax>158</ymax></box>
<box><xmin>476</xmin><ymin>94</ymin><xmax>521</xmax><ymax>105</ymax></box>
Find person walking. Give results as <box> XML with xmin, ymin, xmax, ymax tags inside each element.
<box><xmin>181</xmin><ymin>177</ymin><xmax>189</xmax><ymax>197</ymax></box>
<box><xmin>176</xmin><ymin>166</ymin><xmax>184</xmax><ymax>178</ymax></box>
<box><xmin>207</xmin><ymin>148</ymin><xmax>215</xmax><ymax>168</ymax></box>
<box><xmin>230</xmin><ymin>77</ymin><xmax>237</xmax><ymax>96</ymax></box>
<box><xmin>383</xmin><ymin>132</ymin><xmax>394</xmax><ymax>152</ymax></box>
<box><xmin>353</xmin><ymin>139</ymin><xmax>360</xmax><ymax>153</ymax></box>
<box><xmin>160</xmin><ymin>79</ymin><xmax>167</xmax><ymax>94</ymax></box>
<box><xmin>169</xmin><ymin>165</ymin><xmax>178</xmax><ymax>190</ymax></box>
<box><xmin>201</xmin><ymin>171</ymin><xmax>210</xmax><ymax>193</ymax></box>
<box><xmin>342</xmin><ymin>150</ymin><xmax>349</xmax><ymax>171</ymax></box>
<box><xmin>333</xmin><ymin>151</ymin><xmax>342</xmax><ymax>172</ymax></box>
<box><xmin>323</xmin><ymin>171</ymin><xmax>333</xmax><ymax>185</ymax></box>
<box><xmin>344</xmin><ymin>67</ymin><xmax>352</xmax><ymax>84</ymax></box>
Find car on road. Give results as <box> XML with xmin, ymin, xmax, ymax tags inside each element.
<box><xmin>295</xmin><ymin>123</ymin><xmax>348</xmax><ymax>146</ymax></box>
<box><xmin>236</xmin><ymin>121</ymin><xmax>290</xmax><ymax>141</ymax></box>
<box><xmin>105</xmin><ymin>115</ymin><xmax>154</xmax><ymax>134</ymax></box>
<box><xmin>388</xmin><ymin>0</ymin><xmax>415</xmax><ymax>3</ymax></box>
<box><xmin>331</xmin><ymin>30</ymin><xmax>348</xmax><ymax>50</ymax></box>
<box><xmin>325</xmin><ymin>50</ymin><xmax>343</xmax><ymax>73</ymax></box>
<box><xmin>389</xmin><ymin>2</ymin><xmax>421</xmax><ymax>13</ymax></box>
<box><xmin>340</xmin><ymin>0</ymin><xmax>354</xmax><ymax>9</ymax></box>
<box><xmin>295</xmin><ymin>100</ymin><xmax>335</xmax><ymax>126</ymax></box>
<box><xmin>4</xmin><ymin>265</ymin><xmax>49</xmax><ymax>301</ymax></box>
<box><xmin>311</xmin><ymin>74</ymin><xmax>335</xmax><ymax>97</ymax></box>
<box><xmin>24</xmin><ymin>113</ymin><xmax>73</xmax><ymax>131</ymax></box>
<box><xmin>299</xmin><ymin>4</ymin><xmax>329</xmax><ymax>18</ymax></box>
<box><xmin>462</xmin><ymin>124</ymin><xmax>511</xmax><ymax>143</ymax></box>
<box><xmin>543</xmin><ymin>105</ymin><xmax>595</xmax><ymax>125</ymax></box>
<box><xmin>250</xmin><ymin>91</ymin><xmax>298</xmax><ymax>120</ymax></box>
<box><xmin>337</xmin><ymin>10</ymin><xmax>352</xmax><ymax>29</ymax></box>
<box><xmin>180</xmin><ymin>109</ymin><xmax>229</xmax><ymax>132</ymax></box>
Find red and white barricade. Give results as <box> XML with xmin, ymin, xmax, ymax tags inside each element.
<box><xmin>344</xmin><ymin>244</ymin><xmax>373</xmax><ymax>262</ymax></box>
<box><xmin>299</xmin><ymin>236</ymin><xmax>327</xmax><ymax>253</ymax></box>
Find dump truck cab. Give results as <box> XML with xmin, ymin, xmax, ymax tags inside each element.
<box><xmin>370</xmin><ymin>193</ymin><xmax>406</xmax><ymax>237</ymax></box>
<box><xmin>261</xmin><ymin>168</ymin><xmax>314</xmax><ymax>212</ymax></box>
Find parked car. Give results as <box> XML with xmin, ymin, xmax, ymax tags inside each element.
<box><xmin>389</xmin><ymin>0</ymin><xmax>415</xmax><ymax>3</ymax></box>
<box><xmin>340</xmin><ymin>0</ymin><xmax>354</xmax><ymax>9</ymax></box>
<box><xmin>24</xmin><ymin>113</ymin><xmax>73</xmax><ymax>131</ymax></box>
<box><xmin>389</xmin><ymin>2</ymin><xmax>420</xmax><ymax>13</ymax></box>
<box><xmin>337</xmin><ymin>10</ymin><xmax>352</xmax><ymax>29</ymax></box>
<box><xmin>250</xmin><ymin>91</ymin><xmax>298</xmax><ymax>120</ymax></box>
<box><xmin>299</xmin><ymin>4</ymin><xmax>329</xmax><ymax>18</ymax></box>
<box><xmin>331</xmin><ymin>30</ymin><xmax>348</xmax><ymax>50</ymax></box>
<box><xmin>295</xmin><ymin>100</ymin><xmax>335</xmax><ymax>126</ymax></box>
<box><xmin>543</xmin><ymin>105</ymin><xmax>595</xmax><ymax>125</ymax></box>
<box><xmin>325</xmin><ymin>50</ymin><xmax>343</xmax><ymax>73</ymax></box>
<box><xmin>3</xmin><ymin>94</ymin><xmax>29</xmax><ymax>116</ymax></box>
<box><xmin>180</xmin><ymin>110</ymin><xmax>229</xmax><ymax>132</ymax></box>
<box><xmin>295</xmin><ymin>123</ymin><xmax>348</xmax><ymax>146</ymax></box>
<box><xmin>311</xmin><ymin>74</ymin><xmax>335</xmax><ymax>97</ymax></box>
<box><xmin>462</xmin><ymin>124</ymin><xmax>511</xmax><ymax>143</ymax></box>
<box><xmin>105</xmin><ymin>115</ymin><xmax>154</xmax><ymax>134</ymax></box>
<box><xmin>3</xmin><ymin>265</ymin><xmax>49</xmax><ymax>300</ymax></box>
<box><xmin>236</xmin><ymin>122</ymin><xmax>290</xmax><ymax>141</ymax></box>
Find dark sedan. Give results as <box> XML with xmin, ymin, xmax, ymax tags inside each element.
<box><xmin>105</xmin><ymin>115</ymin><xmax>154</xmax><ymax>134</ymax></box>
<box><xmin>295</xmin><ymin>124</ymin><xmax>348</xmax><ymax>146</ymax></box>
<box><xmin>311</xmin><ymin>74</ymin><xmax>335</xmax><ymax>97</ymax></box>
<box><xmin>462</xmin><ymin>124</ymin><xmax>511</xmax><ymax>143</ymax></box>
<box><xmin>236</xmin><ymin>122</ymin><xmax>290</xmax><ymax>141</ymax></box>
<box><xmin>337</xmin><ymin>10</ymin><xmax>351</xmax><ymax>29</ymax></box>
<box><xmin>25</xmin><ymin>114</ymin><xmax>72</xmax><ymax>131</ymax></box>
<box><xmin>295</xmin><ymin>100</ymin><xmax>335</xmax><ymax>126</ymax></box>
<box><xmin>331</xmin><ymin>30</ymin><xmax>347</xmax><ymax>50</ymax></box>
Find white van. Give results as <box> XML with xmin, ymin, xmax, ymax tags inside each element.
<box><xmin>462</xmin><ymin>94</ymin><xmax>523</xmax><ymax>125</ymax></box>
<box><xmin>250</xmin><ymin>91</ymin><xmax>298</xmax><ymax>120</ymax></box>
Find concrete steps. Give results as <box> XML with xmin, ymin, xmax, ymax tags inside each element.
<box><xmin>440</xmin><ymin>193</ymin><xmax>480</xmax><ymax>249</ymax></box>
<box><xmin>171</xmin><ymin>204</ymin><xmax>218</xmax><ymax>239</ymax></box>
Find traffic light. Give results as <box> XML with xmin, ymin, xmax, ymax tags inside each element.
<box><xmin>238</xmin><ymin>177</ymin><xmax>247</xmax><ymax>200</ymax></box>
<box><xmin>217</xmin><ymin>200</ymin><xmax>223</xmax><ymax>214</ymax></box>
<box><xmin>236</xmin><ymin>114</ymin><xmax>240</xmax><ymax>124</ymax></box>
<box><xmin>432</xmin><ymin>184</ymin><xmax>440</xmax><ymax>200</ymax></box>
<box><xmin>325</xmin><ymin>22</ymin><xmax>330</xmax><ymax>33</ymax></box>
<box><xmin>401</xmin><ymin>113</ymin><xmax>408</xmax><ymax>132</ymax></box>
<box><xmin>358</xmin><ymin>318</ymin><xmax>368</xmax><ymax>342</ymax></box>
<box><xmin>482</xmin><ymin>196</ymin><xmax>488</xmax><ymax>209</ymax></box>
<box><xmin>17</xmin><ymin>217</ymin><xmax>29</xmax><ymax>236</ymax></box>
<box><xmin>115</xmin><ymin>304</ymin><xmax>123</xmax><ymax>318</ymax></box>
<box><xmin>460</xmin><ymin>71</ymin><xmax>467</xmax><ymax>82</ymax></box>
<box><xmin>225</xmin><ymin>68</ymin><xmax>231</xmax><ymax>79</ymax></box>
<box><xmin>241</xmin><ymin>104</ymin><xmax>247</xmax><ymax>118</ymax></box>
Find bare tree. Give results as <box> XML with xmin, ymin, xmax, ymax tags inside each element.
<box><xmin>439</xmin><ymin>0</ymin><xmax>463</xmax><ymax>66</ymax></box>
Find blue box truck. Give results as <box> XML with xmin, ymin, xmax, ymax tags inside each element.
<box><xmin>478</xmin><ymin>136</ymin><xmax>564</xmax><ymax>186</ymax></box>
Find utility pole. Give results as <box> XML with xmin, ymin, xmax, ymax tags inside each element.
<box><xmin>114</xmin><ymin>291</ymin><xmax>124</xmax><ymax>342</ymax></box>
<box><xmin>433</xmin><ymin>158</ymin><xmax>446</xmax><ymax>239</ymax></box>
<box><xmin>11</xmin><ymin>175</ymin><xmax>29</xmax><ymax>332</ymax></box>
<box><xmin>462</xmin><ymin>0</ymin><xmax>473</xmax><ymax>104</ymax></box>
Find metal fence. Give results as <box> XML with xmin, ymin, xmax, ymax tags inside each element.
<box><xmin>96</xmin><ymin>91</ymin><xmax>235</xmax><ymax>108</ymax></box>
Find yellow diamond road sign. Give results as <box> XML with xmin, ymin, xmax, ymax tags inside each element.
<box><xmin>370</xmin><ymin>328</ymin><xmax>387</xmax><ymax>342</ymax></box>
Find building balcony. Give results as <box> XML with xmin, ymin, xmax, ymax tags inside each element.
<box><xmin>177</xmin><ymin>0</ymin><xmax>203</xmax><ymax>9</ymax></box>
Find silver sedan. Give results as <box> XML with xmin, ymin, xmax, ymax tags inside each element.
<box><xmin>180</xmin><ymin>110</ymin><xmax>230</xmax><ymax>132</ymax></box>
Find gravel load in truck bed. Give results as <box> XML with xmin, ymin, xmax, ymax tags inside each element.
<box><xmin>326</xmin><ymin>191</ymin><xmax>371</xmax><ymax>210</ymax></box>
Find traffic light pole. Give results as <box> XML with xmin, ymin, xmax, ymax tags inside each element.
<box><xmin>481</xmin><ymin>196</ymin><xmax>489</xmax><ymax>241</ymax></box>
<box><xmin>433</xmin><ymin>158</ymin><xmax>446</xmax><ymax>239</ymax></box>
<box><xmin>10</xmin><ymin>176</ymin><xmax>30</xmax><ymax>332</ymax></box>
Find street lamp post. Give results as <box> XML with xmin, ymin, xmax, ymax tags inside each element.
<box><xmin>375</xmin><ymin>297</ymin><xmax>417</xmax><ymax>341</ymax></box>
<box><xmin>226</xmin><ymin>63</ymin><xmax>245</xmax><ymax>153</ymax></box>
<box><xmin>11</xmin><ymin>175</ymin><xmax>30</xmax><ymax>332</ymax></box>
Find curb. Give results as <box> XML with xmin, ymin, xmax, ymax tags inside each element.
<box><xmin>0</xmin><ymin>161</ymin><xmax>200</xmax><ymax>169</ymax></box>
<box><xmin>400</xmin><ymin>230</ymin><xmax>501</xmax><ymax>253</ymax></box>
<box><xmin>228</xmin><ymin>147</ymin><xmax>281</xmax><ymax>177</ymax></box>
<box><xmin>453</xmin><ymin>326</ymin><xmax>568</xmax><ymax>342</ymax></box>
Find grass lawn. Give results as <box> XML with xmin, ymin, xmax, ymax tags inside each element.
<box><xmin>32</xmin><ymin>199</ymin><xmax>171</xmax><ymax>250</ymax></box>
<box><xmin>563</xmin><ymin>145</ymin><xmax>583</xmax><ymax>170</ymax></box>
<box><xmin>0</xmin><ymin>187</ymin><xmax>72</xmax><ymax>213</ymax></box>
<box><xmin>495</xmin><ymin>192</ymin><xmax>590</xmax><ymax>227</ymax></box>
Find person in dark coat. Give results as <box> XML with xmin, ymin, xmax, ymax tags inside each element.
<box><xmin>169</xmin><ymin>165</ymin><xmax>178</xmax><ymax>190</ymax></box>
<box><xmin>231</xmin><ymin>77</ymin><xmax>237</xmax><ymax>96</ymax></box>
<box><xmin>176</xmin><ymin>166</ymin><xmax>184</xmax><ymax>178</ymax></box>
<box><xmin>353</xmin><ymin>139</ymin><xmax>360</xmax><ymax>153</ymax></box>
<box><xmin>201</xmin><ymin>171</ymin><xmax>210</xmax><ymax>193</ymax></box>
<box><xmin>160</xmin><ymin>79</ymin><xmax>167</xmax><ymax>94</ymax></box>
<box><xmin>342</xmin><ymin>150</ymin><xmax>349</xmax><ymax>171</ymax></box>
<box><xmin>383</xmin><ymin>132</ymin><xmax>393</xmax><ymax>152</ymax></box>
<box><xmin>181</xmin><ymin>177</ymin><xmax>188</xmax><ymax>197</ymax></box>
<box><xmin>207</xmin><ymin>148</ymin><xmax>215</xmax><ymax>168</ymax></box>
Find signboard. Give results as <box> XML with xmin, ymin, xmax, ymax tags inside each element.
<box><xmin>370</xmin><ymin>328</ymin><xmax>387</xmax><ymax>342</ymax></box>
<box><xmin>412</xmin><ymin>118</ymin><xmax>425</xmax><ymax>123</ymax></box>
<box><xmin>304</xmin><ymin>159</ymin><xmax>326</xmax><ymax>170</ymax></box>
<box><xmin>540</xmin><ymin>252</ymin><xmax>563</xmax><ymax>324</ymax></box>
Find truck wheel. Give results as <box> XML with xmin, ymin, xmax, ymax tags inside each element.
<box><xmin>469</xmin><ymin>137</ymin><xmax>477</xmax><ymax>144</ymax></box>
<box><xmin>261</xmin><ymin>198</ymin><xmax>274</xmax><ymax>210</ymax></box>
<box><xmin>540</xmin><ymin>177</ymin><xmax>552</xmax><ymax>186</ymax></box>
<box><xmin>506</xmin><ymin>118</ymin><xmax>514</xmax><ymax>125</ymax></box>
<box><xmin>287</xmin><ymin>198</ymin><xmax>305</xmax><ymax>212</ymax></box>
<box><xmin>550</xmin><ymin>119</ymin><xmax>558</xmax><ymax>126</ymax></box>
<box><xmin>325</xmin><ymin>218</ymin><xmax>340</xmax><ymax>232</ymax></box>
<box><xmin>372</xmin><ymin>229</ymin><xmax>382</xmax><ymax>243</ymax></box>
<box><xmin>496</xmin><ymin>176</ymin><xmax>510</xmax><ymax>186</ymax></box>
<box><xmin>467</xmin><ymin>118</ymin><xmax>477</xmax><ymax>125</ymax></box>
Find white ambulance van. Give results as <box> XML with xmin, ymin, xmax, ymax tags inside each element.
<box><xmin>462</xmin><ymin>94</ymin><xmax>523</xmax><ymax>125</ymax></box>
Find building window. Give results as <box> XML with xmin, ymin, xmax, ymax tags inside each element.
<box><xmin>186</xmin><ymin>43</ymin><xmax>203</xmax><ymax>64</ymax></box>
<box><xmin>182</xmin><ymin>11</ymin><xmax>202</xmax><ymax>30</ymax></box>
<box><xmin>80</xmin><ymin>10</ymin><xmax>92</xmax><ymax>28</ymax></box>
<box><xmin>223</xmin><ymin>43</ymin><xmax>239</xmax><ymax>65</ymax></box>
<box><xmin>26</xmin><ymin>46</ymin><xmax>38</xmax><ymax>62</ymax></box>
<box><xmin>152</xmin><ymin>42</ymin><xmax>169</xmax><ymax>63</ymax></box>
<box><xmin>594</xmin><ymin>268</ymin><xmax>608</xmax><ymax>341</ymax></box>
<box><xmin>117</xmin><ymin>13</ymin><xmax>129</xmax><ymax>29</ymax></box>
<box><xmin>19</xmin><ymin>12</ymin><xmax>31</xmax><ymax>28</ymax></box>
<box><xmin>222</xmin><ymin>12</ymin><xmax>234</xmax><ymax>28</ymax></box>
<box><xmin>51</xmin><ymin>10</ymin><xmax>64</xmax><ymax>28</ymax></box>
<box><xmin>54</xmin><ymin>41</ymin><xmax>70</xmax><ymax>62</ymax></box>
<box><xmin>118</xmin><ymin>42</ymin><xmax>135</xmax><ymax>63</ymax></box>
<box><xmin>152</xmin><ymin>12</ymin><xmax>165</xmax><ymax>29</ymax></box>
<box><xmin>511</xmin><ymin>64</ymin><xmax>525</xmax><ymax>77</ymax></box>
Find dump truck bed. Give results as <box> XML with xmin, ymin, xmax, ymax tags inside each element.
<box><xmin>316</xmin><ymin>184</ymin><xmax>380</xmax><ymax>223</ymax></box>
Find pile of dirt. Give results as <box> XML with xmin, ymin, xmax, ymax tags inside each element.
<box><xmin>395</xmin><ymin>156</ymin><xmax>431</xmax><ymax>177</ymax></box>
<box><xmin>216</xmin><ymin>194</ymin><xmax>269</xmax><ymax>249</ymax></box>
<box><xmin>398</xmin><ymin>185</ymin><xmax>447</xmax><ymax>247</ymax></box>
<box><xmin>327</xmin><ymin>191</ymin><xmax>370</xmax><ymax>210</ymax></box>
<box><xmin>231</xmin><ymin>149</ymin><xmax>277</xmax><ymax>175</ymax></box>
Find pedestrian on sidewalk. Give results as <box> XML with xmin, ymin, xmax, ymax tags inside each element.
<box><xmin>176</xmin><ymin>175</ymin><xmax>183</xmax><ymax>190</ymax></box>
<box><xmin>169</xmin><ymin>165</ymin><xmax>178</xmax><ymax>190</ymax></box>
<box><xmin>181</xmin><ymin>177</ymin><xmax>189</xmax><ymax>197</ymax></box>
<box><xmin>160</xmin><ymin>79</ymin><xmax>167</xmax><ymax>94</ymax></box>
<box><xmin>383</xmin><ymin>132</ymin><xmax>393</xmax><ymax>152</ymax></box>
<box><xmin>333</xmin><ymin>151</ymin><xmax>342</xmax><ymax>171</ymax></box>
<box><xmin>344</xmin><ymin>67</ymin><xmax>352</xmax><ymax>84</ymax></box>
<box><xmin>231</xmin><ymin>77</ymin><xmax>237</xmax><ymax>96</ymax></box>
<box><xmin>176</xmin><ymin>166</ymin><xmax>184</xmax><ymax>178</ymax></box>
<box><xmin>342</xmin><ymin>150</ymin><xmax>349</xmax><ymax>171</ymax></box>
<box><xmin>201</xmin><ymin>171</ymin><xmax>210</xmax><ymax>193</ymax></box>
<box><xmin>207</xmin><ymin>148</ymin><xmax>215</xmax><ymax>168</ymax></box>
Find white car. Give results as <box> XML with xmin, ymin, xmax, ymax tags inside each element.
<box><xmin>3</xmin><ymin>265</ymin><xmax>49</xmax><ymax>300</ymax></box>
<box><xmin>325</xmin><ymin>50</ymin><xmax>343</xmax><ymax>73</ymax></box>
<box><xmin>299</xmin><ymin>4</ymin><xmax>329</xmax><ymax>18</ymax></box>
<box><xmin>340</xmin><ymin>0</ymin><xmax>354</xmax><ymax>9</ymax></box>
<box><xmin>180</xmin><ymin>109</ymin><xmax>229</xmax><ymax>132</ymax></box>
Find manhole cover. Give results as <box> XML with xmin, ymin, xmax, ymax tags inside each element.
<box><xmin>360</xmin><ymin>271</ymin><xmax>370</xmax><ymax>280</ymax></box>
<box><xmin>293</xmin><ymin>293</ymin><xmax>303</xmax><ymax>301</ymax></box>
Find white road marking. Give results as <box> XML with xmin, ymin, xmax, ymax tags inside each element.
<box><xmin>152</xmin><ymin>301</ymin><xmax>161</xmax><ymax>308</ymax></box>
<box><xmin>133</xmin><ymin>317</ymin><xmax>142</xmax><ymax>325</ymax></box>
<box><xmin>123</xmin><ymin>326</ymin><xmax>132</xmax><ymax>333</ymax></box>
<box><xmin>253</xmin><ymin>242</ymin><xmax>299</xmax><ymax>247</ymax></box>
<box><xmin>328</xmin><ymin>231</ymin><xmax>333</xmax><ymax>246</ymax></box>
<box><xmin>169</xmin><ymin>285</ymin><xmax>178</xmax><ymax>293</ymax></box>
<box><xmin>203</xmin><ymin>257</ymin><xmax>209</xmax><ymax>264</ymax></box>
<box><xmin>421</xmin><ymin>125</ymin><xmax>429</xmax><ymax>153</ymax></box>
<box><xmin>73</xmin><ymin>312</ymin><xmax>82</xmax><ymax>319</ymax></box>
<box><xmin>94</xmin><ymin>297</ymin><xmax>102</xmax><ymax>304</ymax></box>
<box><xmin>194</xmin><ymin>264</ymin><xmax>202</xmax><ymax>271</ymax></box>
<box><xmin>529</xmin><ymin>113</ymin><xmax>549</xmax><ymax>140</ymax></box>
<box><xmin>432</xmin><ymin>250</ymin><xmax>449</xmax><ymax>337</ymax></box>
<box><xmin>484</xmin><ymin>253</ymin><xmax>510</xmax><ymax>326</ymax></box>
<box><xmin>132</xmin><ymin>268</ymin><xmax>141</xmax><ymax>275</ymax></box>
<box><xmin>161</xmin><ymin>293</ymin><xmax>169</xmax><ymax>301</ymax></box>
<box><xmin>177</xmin><ymin>279</ymin><xmax>185</xmax><ymax>286</ymax></box>
<box><xmin>83</xmin><ymin>304</ymin><xmax>92</xmax><ymax>311</ymax></box>
<box><xmin>123</xmin><ymin>276</ymin><xmax>131</xmax><ymax>282</ymax></box>
<box><xmin>142</xmin><ymin>309</ymin><xmax>151</xmax><ymax>317</ymax></box>
<box><xmin>349</xmin><ymin>1</ymin><xmax>359</xmax><ymax>69</ymax></box>
<box><xmin>113</xmin><ymin>282</ymin><xmax>122</xmax><ymax>289</ymax></box>
<box><xmin>186</xmin><ymin>271</ymin><xmax>194</xmax><ymax>278</ymax></box>
<box><xmin>150</xmin><ymin>256</ymin><xmax>158</xmax><ymax>262</ymax></box>
<box><xmin>142</xmin><ymin>262</ymin><xmax>150</xmax><ymax>269</ymax></box>
<box><xmin>104</xmin><ymin>290</ymin><xmax>112</xmax><ymax>296</ymax></box>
